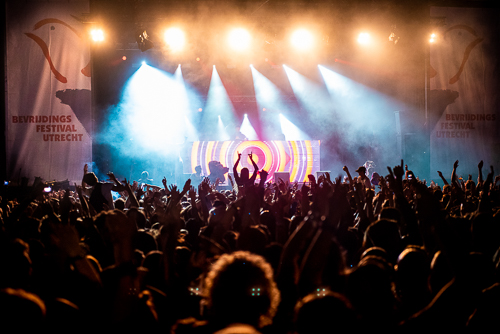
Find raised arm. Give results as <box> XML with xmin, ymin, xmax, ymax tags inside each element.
<box><xmin>477</xmin><ymin>160</ymin><xmax>484</xmax><ymax>185</ymax></box>
<box><xmin>437</xmin><ymin>170</ymin><xmax>449</xmax><ymax>186</ymax></box>
<box><xmin>233</xmin><ymin>152</ymin><xmax>242</xmax><ymax>184</ymax></box>
<box><xmin>451</xmin><ymin>160</ymin><xmax>459</xmax><ymax>186</ymax></box>
<box><xmin>343</xmin><ymin>166</ymin><xmax>354</xmax><ymax>191</ymax></box>
<box><xmin>248</xmin><ymin>152</ymin><xmax>259</xmax><ymax>184</ymax></box>
<box><xmin>82</xmin><ymin>163</ymin><xmax>88</xmax><ymax>188</ymax></box>
<box><xmin>107</xmin><ymin>172</ymin><xmax>126</xmax><ymax>192</ymax></box>
<box><xmin>123</xmin><ymin>178</ymin><xmax>140</xmax><ymax>208</ymax></box>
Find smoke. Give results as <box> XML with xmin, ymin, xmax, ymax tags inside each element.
<box><xmin>93</xmin><ymin>1</ymin><xmax>429</xmax><ymax>179</ymax></box>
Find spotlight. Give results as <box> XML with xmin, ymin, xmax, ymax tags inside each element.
<box><xmin>90</xmin><ymin>29</ymin><xmax>104</xmax><ymax>42</ymax></box>
<box><xmin>357</xmin><ymin>33</ymin><xmax>370</xmax><ymax>45</ymax></box>
<box><xmin>136</xmin><ymin>29</ymin><xmax>154</xmax><ymax>52</ymax></box>
<box><xmin>429</xmin><ymin>33</ymin><xmax>436</xmax><ymax>43</ymax></box>
<box><xmin>122</xmin><ymin>56</ymin><xmax>127</xmax><ymax>61</ymax></box>
<box><xmin>388</xmin><ymin>32</ymin><xmax>400</xmax><ymax>44</ymax></box>
<box><xmin>196</xmin><ymin>57</ymin><xmax>200</xmax><ymax>62</ymax></box>
<box><xmin>291</xmin><ymin>29</ymin><xmax>314</xmax><ymax>50</ymax></box>
<box><xmin>164</xmin><ymin>27</ymin><xmax>185</xmax><ymax>52</ymax></box>
<box><xmin>198</xmin><ymin>108</ymin><xmax>203</xmax><ymax>112</ymax></box>
<box><xmin>389</xmin><ymin>25</ymin><xmax>400</xmax><ymax>45</ymax></box>
<box><xmin>142</xmin><ymin>61</ymin><xmax>146</xmax><ymax>65</ymax></box>
<box><xmin>228</xmin><ymin>28</ymin><xmax>251</xmax><ymax>51</ymax></box>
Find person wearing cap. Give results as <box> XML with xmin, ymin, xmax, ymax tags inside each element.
<box><xmin>356</xmin><ymin>166</ymin><xmax>372</xmax><ymax>189</ymax></box>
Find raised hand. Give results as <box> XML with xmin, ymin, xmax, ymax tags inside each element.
<box><xmin>83</xmin><ymin>163</ymin><xmax>88</xmax><ymax>174</ymax></box>
<box><xmin>478</xmin><ymin>160</ymin><xmax>484</xmax><ymax>170</ymax></box>
<box><xmin>437</xmin><ymin>171</ymin><xmax>443</xmax><ymax>177</ymax></box>
<box><xmin>454</xmin><ymin>160</ymin><xmax>459</xmax><ymax>169</ymax></box>
<box><xmin>278</xmin><ymin>178</ymin><xmax>287</xmax><ymax>194</ymax></box>
<box><xmin>136</xmin><ymin>186</ymin><xmax>145</xmax><ymax>199</ymax></box>
<box><xmin>106</xmin><ymin>171</ymin><xmax>114</xmax><ymax>179</ymax></box>
<box><xmin>168</xmin><ymin>184</ymin><xmax>179</xmax><ymax>197</ymax></box>
<box><xmin>200</xmin><ymin>177</ymin><xmax>211</xmax><ymax>194</ymax></box>
<box><xmin>162</xmin><ymin>177</ymin><xmax>167</xmax><ymax>188</ymax></box>
<box><xmin>183</xmin><ymin>178</ymin><xmax>192</xmax><ymax>193</ymax></box>
<box><xmin>393</xmin><ymin>163</ymin><xmax>405</xmax><ymax>179</ymax></box>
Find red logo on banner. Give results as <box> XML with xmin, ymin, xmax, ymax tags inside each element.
<box><xmin>25</xmin><ymin>18</ymin><xmax>91</xmax><ymax>83</ymax></box>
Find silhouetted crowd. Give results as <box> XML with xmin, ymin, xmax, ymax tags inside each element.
<box><xmin>1</xmin><ymin>159</ymin><xmax>499</xmax><ymax>333</ymax></box>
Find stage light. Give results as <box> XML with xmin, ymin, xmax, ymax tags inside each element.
<box><xmin>388</xmin><ymin>32</ymin><xmax>400</xmax><ymax>44</ymax></box>
<box><xmin>122</xmin><ymin>56</ymin><xmax>127</xmax><ymax>61</ymax></box>
<box><xmin>217</xmin><ymin>115</ymin><xmax>230</xmax><ymax>140</ymax></box>
<box><xmin>291</xmin><ymin>29</ymin><xmax>314</xmax><ymax>50</ymax></box>
<box><xmin>136</xmin><ymin>29</ymin><xmax>154</xmax><ymax>52</ymax></box>
<box><xmin>111</xmin><ymin>64</ymin><xmax>198</xmax><ymax>155</ymax></box>
<box><xmin>240</xmin><ymin>115</ymin><xmax>258</xmax><ymax>140</ymax></box>
<box><xmin>142</xmin><ymin>61</ymin><xmax>146</xmax><ymax>65</ymax></box>
<box><xmin>250</xmin><ymin>65</ymin><xmax>292</xmax><ymax>140</ymax></box>
<box><xmin>196</xmin><ymin>57</ymin><xmax>200</xmax><ymax>62</ymax></box>
<box><xmin>429</xmin><ymin>33</ymin><xmax>436</xmax><ymax>43</ymax></box>
<box><xmin>279</xmin><ymin>114</ymin><xmax>309</xmax><ymax>140</ymax></box>
<box><xmin>90</xmin><ymin>29</ymin><xmax>104</xmax><ymax>42</ymax></box>
<box><xmin>164</xmin><ymin>28</ymin><xmax>185</xmax><ymax>52</ymax></box>
<box><xmin>284</xmin><ymin>65</ymin><xmax>333</xmax><ymax>126</ymax></box>
<box><xmin>357</xmin><ymin>33</ymin><xmax>371</xmax><ymax>45</ymax></box>
<box><xmin>198</xmin><ymin>108</ymin><xmax>203</xmax><ymax>112</ymax></box>
<box><xmin>204</xmin><ymin>66</ymin><xmax>237</xmax><ymax>139</ymax></box>
<box><xmin>228</xmin><ymin>28</ymin><xmax>251</xmax><ymax>51</ymax></box>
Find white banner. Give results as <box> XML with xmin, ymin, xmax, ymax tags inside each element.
<box><xmin>6</xmin><ymin>0</ymin><xmax>91</xmax><ymax>184</ymax></box>
<box><xmin>430</xmin><ymin>7</ymin><xmax>500</xmax><ymax>179</ymax></box>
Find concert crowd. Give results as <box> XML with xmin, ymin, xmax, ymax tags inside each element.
<box><xmin>1</xmin><ymin>158</ymin><xmax>499</xmax><ymax>333</ymax></box>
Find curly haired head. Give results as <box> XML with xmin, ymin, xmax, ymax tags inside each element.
<box><xmin>204</xmin><ymin>251</ymin><xmax>280</xmax><ymax>328</ymax></box>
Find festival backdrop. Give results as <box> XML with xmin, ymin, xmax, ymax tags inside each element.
<box><xmin>5</xmin><ymin>0</ymin><xmax>91</xmax><ymax>184</ymax></box>
<box><xmin>429</xmin><ymin>7</ymin><xmax>500</xmax><ymax>180</ymax></box>
<box><xmin>183</xmin><ymin>140</ymin><xmax>321</xmax><ymax>183</ymax></box>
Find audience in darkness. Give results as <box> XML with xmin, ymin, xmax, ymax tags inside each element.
<box><xmin>1</xmin><ymin>158</ymin><xmax>500</xmax><ymax>333</ymax></box>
